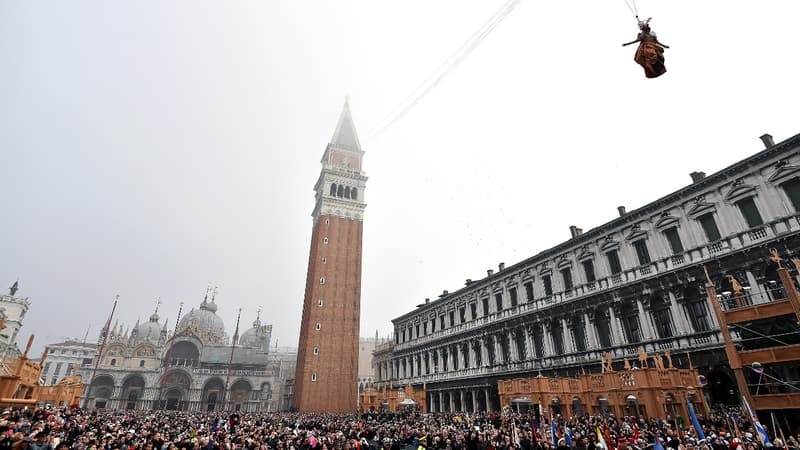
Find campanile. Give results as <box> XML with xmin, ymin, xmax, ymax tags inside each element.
<box><xmin>292</xmin><ymin>100</ymin><xmax>367</xmax><ymax>412</ymax></box>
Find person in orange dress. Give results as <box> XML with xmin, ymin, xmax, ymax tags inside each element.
<box><xmin>623</xmin><ymin>18</ymin><xmax>669</xmax><ymax>78</ymax></box>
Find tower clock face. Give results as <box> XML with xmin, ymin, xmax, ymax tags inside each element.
<box><xmin>341</xmin><ymin>157</ymin><xmax>349</xmax><ymax>168</ymax></box>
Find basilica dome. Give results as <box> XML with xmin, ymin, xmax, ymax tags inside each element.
<box><xmin>239</xmin><ymin>319</ymin><xmax>262</xmax><ymax>348</ymax></box>
<box><xmin>178</xmin><ymin>297</ymin><xmax>226</xmax><ymax>345</ymax></box>
<box><xmin>135</xmin><ymin>312</ymin><xmax>162</xmax><ymax>341</ymax></box>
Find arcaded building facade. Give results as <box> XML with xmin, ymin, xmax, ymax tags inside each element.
<box><xmin>293</xmin><ymin>100</ymin><xmax>367</xmax><ymax>412</ymax></box>
<box><xmin>375</xmin><ymin>132</ymin><xmax>800</xmax><ymax>413</ymax></box>
<box><xmin>78</xmin><ymin>294</ymin><xmax>296</xmax><ymax>411</ymax></box>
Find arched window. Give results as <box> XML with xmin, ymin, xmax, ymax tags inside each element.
<box><xmin>139</xmin><ymin>360</ymin><xmax>145</xmax><ymax>367</ymax></box>
<box><xmin>337</xmin><ymin>185</ymin><xmax>344</xmax><ymax>197</ymax></box>
<box><xmin>351</xmin><ymin>188</ymin><xmax>358</xmax><ymax>200</ymax></box>
<box><xmin>110</xmin><ymin>358</ymin><xmax>117</xmax><ymax>367</ymax></box>
<box><xmin>344</xmin><ymin>186</ymin><xmax>351</xmax><ymax>199</ymax></box>
<box><xmin>330</xmin><ymin>183</ymin><xmax>337</xmax><ymax>196</ymax></box>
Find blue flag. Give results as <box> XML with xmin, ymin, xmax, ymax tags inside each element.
<box><xmin>565</xmin><ymin>427</ymin><xmax>572</xmax><ymax>447</ymax></box>
<box><xmin>551</xmin><ymin>416</ymin><xmax>558</xmax><ymax>447</ymax></box>
<box><xmin>687</xmin><ymin>401</ymin><xmax>706</xmax><ymax>440</ymax></box>
<box><xmin>654</xmin><ymin>434</ymin><xmax>665</xmax><ymax>450</ymax></box>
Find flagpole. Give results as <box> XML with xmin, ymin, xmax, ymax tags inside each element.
<box><xmin>158</xmin><ymin>301</ymin><xmax>184</xmax><ymax>408</ymax></box>
<box><xmin>83</xmin><ymin>294</ymin><xmax>119</xmax><ymax>408</ymax></box>
<box><xmin>223</xmin><ymin>307</ymin><xmax>242</xmax><ymax>410</ymax></box>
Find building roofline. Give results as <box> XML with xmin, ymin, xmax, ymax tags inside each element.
<box><xmin>392</xmin><ymin>132</ymin><xmax>800</xmax><ymax>323</ymax></box>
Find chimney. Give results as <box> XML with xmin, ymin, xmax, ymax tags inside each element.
<box><xmin>498</xmin><ymin>262</ymin><xmax>505</xmax><ymax>271</ymax></box>
<box><xmin>425</xmin><ymin>298</ymin><xmax>430</xmax><ymax>304</ymax></box>
<box><xmin>569</xmin><ymin>226</ymin><xmax>584</xmax><ymax>238</ymax></box>
<box><xmin>487</xmin><ymin>269</ymin><xmax>494</xmax><ymax>277</ymax></box>
<box><xmin>441</xmin><ymin>290</ymin><xmax>449</xmax><ymax>296</ymax></box>
<box><xmin>760</xmin><ymin>134</ymin><xmax>774</xmax><ymax>148</ymax></box>
<box><xmin>689</xmin><ymin>171</ymin><xmax>706</xmax><ymax>183</ymax></box>
<box><xmin>617</xmin><ymin>206</ymin><xmax>626</xmax><ymax>217</ymax></box>
<box><xmin>465</xmin><ymin>279</ymin><xmax>473</xmax><ymax>286</ymax></box>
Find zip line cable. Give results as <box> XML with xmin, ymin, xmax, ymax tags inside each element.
<box><xmin>624</xmin><ymin>0</ymin><xmax>639</xmax><ymax>20</ymax></box>
<box><xmin>374</xmin><ymin>0</ymin><xmax>517</xmax><ymax>129</ymax></box>
<box><xmin>369</xmin><ymin>0</ymin><xmax>523</xmax><ymax>139</ymax></box>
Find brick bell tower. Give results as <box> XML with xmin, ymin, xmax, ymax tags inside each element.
<box><xmin>293</xmin><ymin>99</ymin><xmax>367</xmax><ymax>412</ymax></box>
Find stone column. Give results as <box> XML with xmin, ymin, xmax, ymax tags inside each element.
<box><xmin>435</xmin><ymin>348</ymin><xmax>442</xmax><ymax>373</ymax></box>
<box><xmin>469</xmin><ymin>342</ymin><xmax>477</xmax><ymax>368</ymax></box>
<box><xmin>449</xmin><ymin>391</ymin><xmax>456</xmax><ymax>412</ymax></box>
<box><xmin>562</xmin><ymin>318</ymin><xmax>575</xmax><ymax>353</ymax></box>
<box><xmin>110</xmin><ymin>386</ymin><xmax>123</xmax><ymax>409</ymax></box>
<box><xmin>472</xmin><ymin>389</ymin><xmax>479</xmax><ymax>412</ymax></box>
<box><xmin>509</xmin><ymin>330</ymin><xmax>519</xmax><ymax>361</ymax></box>
<box><xmin>523</xmin><ymin>326</ymin><xmax>533</xmax><ymax>360</ymax></box>
<box><xmin>484</xmin><ymin>389</ymin><xmax>493</xmax><ymax>412</ymax></box>
<box><xmin>459</xmin><ymin>390</ymin><xmax>466</xmax><ymax>412</ymax></box>
<box><xmin>480</xmin><ymin>337</ymin><xmax>490</xmax><ymax>366</ymax></box>
<box><xmin>542</xmin><ymin>324</ymin><xmax>554</xmax><ymax>357</ymax></box>
<box><xmin>584</xmin><ymin>312</ymin><xmax>598</xmax><ymax>348</ymax></box>
<box><xmin>667</xmin><ymin>291</ymin><xmax>691</xmax><ymax>335</ymax></box>
<box><xmin>636</xmin><ymin>299</ymin><xmax>656</xmax><ymax>340</ymax></box>
<box><xmin>608</xmin><ymin>306</ymin><xmax>622</xmax><ymax>345</ymax></box>
<box><xmin>493</xmin><ymin>334</ymin><xmax>504</xmax><ymax>364</ymax></box>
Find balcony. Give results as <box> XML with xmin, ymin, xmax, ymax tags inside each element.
<box><xmin>393</xmin><ymin>219</ymin><xmax>794</xmax><ymax>354</ymax></box>
<box><xmin>388</xmin><ymin>331</ymin><xmax>722</xmax><ymax>385</ymax></box>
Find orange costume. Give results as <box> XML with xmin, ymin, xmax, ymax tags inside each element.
<box><xmin>623</xmin><ymin>19</ymin><xmax>669</xmax><ymax>78</ymax></box>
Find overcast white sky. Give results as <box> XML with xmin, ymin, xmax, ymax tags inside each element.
<box><xmin>2</xmin><ymin>1</ymin><xmax>799</xmax><ymax>355</ymax></box>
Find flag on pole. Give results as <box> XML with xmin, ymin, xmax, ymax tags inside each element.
<box><xmin>596</xmin><ymin>427</ymin><xmax>607</xmax><ymax>450</ymax></box>
<box><xmin>604</xmin><ymin>425</ymin><xmax>614</xmax><ymax>450</ymax></box>
<box><xmin>742</xmin><ymin>396</ymin><xmax>769</xmax><ymax>445</ymax></box>
<box><xmin>770</xmin><ymin>412</ymin><xmax>785</xmax><ymax>446</ymax></box>
<box><xmin>565</xmin><ymin>427</ymin><xmax>572</xmax><ymax>447</ymax></box>
<box><xmin>551</xmin><ymin>416</ymin><xmax>558</xmax><ymax>447</ymax></box>
<box><xmin>686</xmin><ymin>401</ymin><xmax>706</xmax><ymax>440</ymax></box>
<box><xmin>633</xmin><ymin>423</ymin><xmax>639</xmax><ymax>442</ymax></box>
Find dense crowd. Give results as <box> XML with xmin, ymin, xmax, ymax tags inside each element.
<box><xmin>0</xmin><ymin>406</ymin><xmax>796</xmax><ymax>450</ymax></box>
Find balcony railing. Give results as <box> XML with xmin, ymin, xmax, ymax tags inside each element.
<box><xmin>393</xmin><ymin>219</ymin><xmax>790</xmax><ymax>352</ymax></box>
<box><xmin>715</xmin><ymin>283</ymin><xmax>787</xmax><ymax>312</ymax></box>
<box><xmin>386</xmin><ymin>331</ymin><xmax>723</xmax><ymax>385</ymax></box>
<box><xmin>708</xmin><ymin>242</ymin><xmax>724</xmax><ymax>254</ymax></box>
<box><xmin>747</xmin><ymin>227</ymin><xmax>768</xmax><ymax>241</ymax></box>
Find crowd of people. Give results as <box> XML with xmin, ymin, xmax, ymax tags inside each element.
<box><xmin>0</xmin><ymin>406</ymin><xmax>796</xmax><ymax>450</ymax></box>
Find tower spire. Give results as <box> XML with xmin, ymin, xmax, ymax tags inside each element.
<box><xmin>330</xmin><ymin>97</ymin><xmax>362</xmax><ymax>152</ymax></box>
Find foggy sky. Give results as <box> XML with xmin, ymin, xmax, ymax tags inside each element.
<box><xmin>2</xmin><ymin>1</ymin><xmax>799</xmax><ymax>355</ymax></box>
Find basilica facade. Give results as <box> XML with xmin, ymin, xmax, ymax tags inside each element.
<box><xmin>78</xmin><ymin>294</ymin><xmax>296</xmax><ymax>412</ymax></box>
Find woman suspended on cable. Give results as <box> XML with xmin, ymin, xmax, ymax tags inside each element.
<box><xmin>622</xmin><ymin>17</ymin><xmax>669</xmax><ymax>78</ymax></box>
